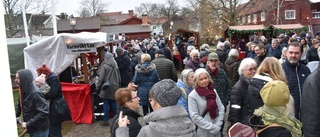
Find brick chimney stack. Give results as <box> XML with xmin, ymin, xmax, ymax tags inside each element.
<box><xmin>128</xmin><ymin>10</ymin><xmax>134</xmax><ymax>17</ymax></box>
<box><xmin>141</xmin><ymin>14</ymin><xmax>149</xmax><ymax>26</ymax></box>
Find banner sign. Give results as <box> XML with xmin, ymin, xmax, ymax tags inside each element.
<box><xmin>66</xmin><ymin>43</ymin><xmax>97</xmax><ymax>54</ymax></box>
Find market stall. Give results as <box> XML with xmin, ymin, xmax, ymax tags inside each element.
<box><xmin>24</xmin><ymin>32</ymin><xmax>107</xmax><ymax>124</ymax></box>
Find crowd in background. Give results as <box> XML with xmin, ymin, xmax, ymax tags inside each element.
<box><xmin>15</xmin><ymin>31</ymin><xmax>320</xmax><ymax>137</ymax></box>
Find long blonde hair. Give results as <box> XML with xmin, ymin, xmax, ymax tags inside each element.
<box><xmin>256</xmin><ymin>57</ymin><xmax>288</xmax><ymax>83</ymax></box>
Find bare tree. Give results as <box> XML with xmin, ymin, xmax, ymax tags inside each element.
<box><xmin>135</xmin><ymin>2</ymin><xmax>162</xmax><ymax>18</ymax></box>
<box><xmin>77</xmin><ymin>0</ymin><xmax>109</xmax><ymax>17</ymax></box>
<box><xmin>158</xmin><ymin>0</ymin><xmax>181</xmax><ymax>19</ymax></box>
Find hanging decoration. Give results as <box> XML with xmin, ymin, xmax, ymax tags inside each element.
<box><xmin>227</xmin><ymin>27</ymin><xmax>269</xmax><ymax>37</ymax></box>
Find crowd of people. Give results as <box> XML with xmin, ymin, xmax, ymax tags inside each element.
<box><xmin>14</xmin><ymin>31</ymin><xmax>320</xmax><ymax>137</ymax></box>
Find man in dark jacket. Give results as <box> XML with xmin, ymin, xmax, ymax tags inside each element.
<box><xmin>282</xmin><ymin>42</ymin><xmax>311</xmax><ymax>120</ymax></box>
<box><xmin>151</xmin><ymin>49</ymin><xmax>177</xmax><ymax>82</ymax></box>
<box><xmin>278</xmin><ymin>34</ymin><xmax>288</xmax><ymax>47</ymax></box>
<box><xmin>160</xmin><ymin>43</ymin><xmax>173</xmax><ymax>61</ymax></box>
<box><xmin>301</xmin><ymin>47</ymin><xmax>320</xmax><ymax>137</ymax></box>
<box><xmin>15</xmin><ymin>69</ymin><xmax>49</xmax><ymax>136</ymax></box>
<box><xmin>268</xmin><ymin>39</ymin><xmax>282</xmax><ymax>59</ymax></box>
<box><xmin>115</xmin><ymin>47</ymin><xmax>133</xmax><ymax>87</ymax></box>
<box><xmin>254</xmin><ymin>43</ymin><xmax>270</xmax><ymax>67</ymax></box>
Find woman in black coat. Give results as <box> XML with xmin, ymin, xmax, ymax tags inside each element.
<box><xmin>110</xmin><ymin>88</ymin><xmax>141</xmax><ymax>137</ymax></box>
<box><xmin>306</xmin><ymin>39</ymin><xmax>319</xmax><ymax>63</ymax></box>
<box><xmin>37</xmin><ymin>64</ymin><xmax>64</xmax><ymax>137</ymax></box>
<box><xmin>228</xmin><ymin>58</ymin><xmax>257</xmax><ymax>126</ymax></box>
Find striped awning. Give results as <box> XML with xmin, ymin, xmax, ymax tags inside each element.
<box><xmin>272</xmin><ymin>23</ymin><xmax>304</xmax><ymax>30</ymax></box>
<box><xmin>228</xmin><ymin>25</ymin><xmax>266</xmax><ymax>30</ymax></box>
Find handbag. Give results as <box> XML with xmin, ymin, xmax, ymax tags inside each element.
<box><xmin>50</xmin><ymin>96</ymin><xmax>71</xmax><ymax>121</ymax></box>
<box><xmin>101</xmin><ymin>80</ymin><xmax>110</xmax><ymax>90</ymax></box>
<box><xmin>100</xmin><ymin>65</ymin><xmax>114</xmax><ymax>90</ymax></box>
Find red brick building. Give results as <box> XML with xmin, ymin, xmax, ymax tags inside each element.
<box><xmin>100</xmin><ymin>14</ymin><xmax>151</xmax><ymax>40</ymax></box>
<box><xmin>238</xmin><ymin>0</ymin><xmax>320</xmax><ymax>36</ymax></box>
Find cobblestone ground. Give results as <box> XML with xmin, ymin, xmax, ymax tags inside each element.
<box><xmin>63</xmin><ymin>119</ymin><xmax>111</xmax><ymax>137</ymax></box>
<box><xmin>63</xmin><ymin>104</ymin><xmax>230</xmax><ymax>137</ymax></box>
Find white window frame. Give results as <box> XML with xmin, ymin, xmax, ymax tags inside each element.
<box><xmin>242</xmin><ymin>16</ymin><xmax>246</xmax><ymax>24</ymax></box>
<box><xmin>152</xmin><ymin>26</ymin><xmax>156</xmax><ymax>29</ymax></box>
<box><xmin>261</xmin><ymin>12</ymin><xmax>265</xmax><ymax>21</ymax></box>
<box><xmin>285</xmin><ymin>10</ymin><xmax>296</xmax><ymax>20</ymax></box>
<box><xmin>247</xmin><ymin>15</ymin><xmax>251</xmax><ymax>23</ymax></box>
<box><xmin>253</xmin><ymin>14</ymin><xmax>257</xmax><ymax>23</ymax></box>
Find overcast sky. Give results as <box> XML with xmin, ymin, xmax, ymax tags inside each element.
<box><xmin>55</xmin><ymin>0</ymin><xmax>187</xmax><ymax>16</ymax></box>
<box><xmin>55</xmin><ymin>0</ymin><xmax>320</xmax><ymax>16</ymax></box>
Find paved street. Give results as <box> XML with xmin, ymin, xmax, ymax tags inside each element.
<box><xmin>63</xmin><ymin>120</ymin><xmax>111</xmax><ymax>137</ymax></box>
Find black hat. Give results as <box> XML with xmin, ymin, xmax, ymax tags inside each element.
<box><xmin>154</xmin><ymin>49</ymin><xmax>164</xmax><ymax>54</ymax></box>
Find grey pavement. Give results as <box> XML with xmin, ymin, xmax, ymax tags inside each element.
<box><xmin>63</xmin><ymin>119</ymin><xmax>111</xmax><ymax>137</ymax></box>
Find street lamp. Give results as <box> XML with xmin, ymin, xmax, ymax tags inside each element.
<box><xmin>69</xmin><ymin>15</ymin><xmax>77</xmax><ymax>33</ymax></box>
<box><xmin>170</xmin><ymin>21</ymin><xmax>174</xmax><ymax>30</ymax></box>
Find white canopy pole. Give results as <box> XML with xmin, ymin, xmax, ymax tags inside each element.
<box><xmin>22</xmin><ymin>0</ymin><xmax>30</xmax><ymax>46</ymax></box>
<box><xmin>51</xmin><ymin>0</ymin><xmax>57</xmax><ymax>35</ymax></box>
<box><xmin>0</xmin><ymin>4</ymin><xmax>19</xmax><ymax>137</ymax></box>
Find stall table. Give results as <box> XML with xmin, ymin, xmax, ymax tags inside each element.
<box><xmin>61</xmin><ymin>82</ymin><xmax>93</xmax><ymax>124</ymax></box>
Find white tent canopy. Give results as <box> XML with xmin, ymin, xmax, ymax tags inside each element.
<box><xmin>24</xmin><ymin>32</ymin><xmax>107</xmax><ymax>78</ymax></box>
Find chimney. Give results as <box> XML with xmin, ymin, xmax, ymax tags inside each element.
<box><xmin>128</xmin><ymin>10</ymin><xmax>134</xmax><ymax>17</ymax></box>
<box><xmin>141</xmin><ymin>14</ymin><xmax>149</xmax><ymax>26</ymax></box>
<box><xmin>60</xmin><ymin>12</ymin><xmax>68</xmax><ymax>19</ymax></box>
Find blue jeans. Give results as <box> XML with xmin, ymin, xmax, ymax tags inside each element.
<box><xmin>103</xmin><ymin>99</ymin><xmax>117</xmax><ymax>122</ymax></box>
<box><xmin>29</xmin><ymin>129</ymin><xmax>49</xmax><ymax>137</ymax></box>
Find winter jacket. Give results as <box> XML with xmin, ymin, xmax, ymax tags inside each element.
<box><xmin>176</xmin><ymin>80</ymin><xmax>193</xmax><ymax>114</ymax></box>
<box><xmin>206</xmin><ymin>67</ymin><xmax>231</xmax><ymax>107</ymax></box>
<box><xmin>151</xmin><ymin>56</ymin><xmax>177</xmax><ymax>82</ymax></box>
<box><xmin>159</xmin><ymin>43</ymin><xmax>173</xmax><ymax>61</ymax></box>
<box><xmin>247</xmin><ymin>74</ymin><xmax>272</xmax><ymax>115</ymax></box>
<box><xmin>110</xmin><ymin>106</ymin><xmax>141</xmax><ymax>137</ymax></box>
<box><xmin>147</xmin><ymin>47</ymin><xmax>156</xmax><ymax>61</ymax></box>
<box><xmin>216</xmin><ymin>49</ymin><xmax>227</xmax><ymax>64</ymax></box>
<box><xmin>224</xmin><ymin>57</ymin><xmax>240</xmax><ymax>87</ymax></box>
<box><xmin>268</xmin><ymin>45</ymin><xmax>282</xmax><ymax>59</ymax></box>
<box><xmin>97</xmin><ymin>59</ymin><xmax>121</xmax><ymax>100</ymax></box>
<box><xmin>254</xmin><ymin>53</ymin><xmax>271</xmax><ymax>67</ymax></box>
<box><xmin>15</xmin><ymin>69</ymin><xmax>49</xmax><ymax>133</ymax></box>
<box><xmin>188</xmin><ymin>89</ymin><xmax>225</xmax><ymax>137</ymax></box>
<box><xmin>116</xmin><ymin>106</ymin><xmax>196</xmax><ymax>137</ymax></box>
<box><xmin>116</xmin><ymin>52</ymin><xmax>133</xmax><ymax>87</ymax></box>
<box><xmin>185</xmin><ymin>59</ymin><xmax>200</xmax><ymax>72</ymax></box>
<box><xmin>46</xmin><ymin>72</ymin><xmax>64</xmax><ymax>125</ymax></box>
<box><xmin>306</xmin><ymin>47</ymin><xmax>319</xmax><ymax>63</ymax></box>
<box><xmin>200</xmin><ymin>49</ymin><xmax>210</xmax><ymax>59</ymax></box>
<box><xmin>247</xmin><ymin>51</ymin><xmax>257</xmax><ymax>59</ymax></box>
<box><xmin>132</xmin><ymin>62</ymin><xmax>160</xmax><ymax>106</ymax></box>
<box><xmin>228</xmin><ymin>75</ymin><xmax>250</xmax><ymax>125</ymax></box>
<box><xmin>301</xmin><ymin>63</ymin><xmax>320</xmax><ymax>137</ymax></box>
<box><xmin>282</xmin><ymin>60</ymin><xmax>311</xmax><ymax>119</ymax></box>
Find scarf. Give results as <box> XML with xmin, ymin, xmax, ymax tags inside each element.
<box><xmin>254</xmin><ymin>105</ymin><xmax>302</xmax><ymax>137</ymax></box>
<box><xmin>195</xmin><ymin>82</ymin><xmax>218</xmax><ymax>119</ymax></box>
<box><xmin>207</xmin><ymin>66</ymin><xmax>219</xmax><ymax>77</ymax></box>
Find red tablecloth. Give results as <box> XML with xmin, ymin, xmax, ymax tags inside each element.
<box><xmin>61</xmin><ymin>82</ymin><xmax>93</xmax><ymax>124</ymax></box>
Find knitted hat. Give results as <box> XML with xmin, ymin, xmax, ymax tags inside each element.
<box><xmin>104</xmin><ymin>52</ymin><xmax>113</xmax><ymax>59</ymax></box>
<box><xmin>150</xmin><ymin>79</ymin><xmax>182</xmax><ymax>107</ymax></box>
<box><xmin>35</xmin><ymin>74</ymin><xmax>46</xmax><ymax>84</ymax></box>
<box><xmin>260</xmin><ymin>80</ymin><xmax>290</xmax><ymax>107</ymax></box>
<box><xmin>115</xmin><ymin>47</ymin><xmax>124</xmax><ymax>55</ymax></box>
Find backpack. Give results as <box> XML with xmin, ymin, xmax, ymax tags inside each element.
<box><xmin>228</xmin><ymin>122</ymin><xmax>282</xmax><ymax>137</ymax></box>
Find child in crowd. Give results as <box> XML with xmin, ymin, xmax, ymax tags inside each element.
<box><xmin>35</xmin><ymin>74</ymin><xmax>51</xmax><ymax>106</ymax></box>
